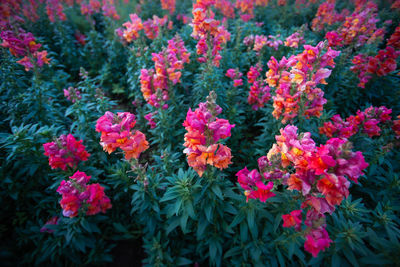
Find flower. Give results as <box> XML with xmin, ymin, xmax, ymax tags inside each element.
<box><xmin>285</xmin><ymin>31</ymin><xmax>305</xmax><ymax>48</ymax></box>
<box><xmin>96</xmin><ymin>111</ymin><xmax>149</xmax><ymax>159</ymax></box>
<box><xmin>1</xmin><ymin>29</ymin><xmax>50</xmax><ymax>71</ymax></box>
<box><xmin>122</xmin><ymin>14</ymin><xmax>143</xmax><ymax>42</ymax></box>
<box><xmin>237</xmin><ymin>124</ymin><xmax>368</xmax><ymax>257</ymax></box>
<box><xmin>226</xmin><ymin>68</ymin><xmax>243</xmax><ymax>87</ymax></box>
<box><xmin>323</xmin><ymin>1</ymin><xmax>385</xmax><ymax>48</ymax></box>
<box><xmin>64</xmin><ymin>87</ymin><xmax>81</xmax><ymax>103</ymax></box>
<box><xmin>43</xmin><ymin>134</ymin><xmax>90</xmax><ymax>171</ymax></box>
<box><xmin>247</xmin><ymin>64</ymin><xmax>270</xmax><ymax>110</ymax></box>
<box><xmin>282</xmin><ymin>210</ymin><xmax>302</xmax><ymax>230</ymax></box>
<box><xmin>236</xmin><ymin>167</ymin><xmax>276</xmax><ymax>202</ymax></box>
<box><xmin>145</xmin><ymin>112</ymin><xmax>157</xmax><ymax>128</ymax></box>
<box><xmin>319</xmin><ymin>106</ymin><xmax>393</xmax><ymax>139</ymax></box>
<box><xmin>304</xmin><ymin>227</ymin><xmax>332</xmax><ymax>257</ymax></box>
<box><xmin>191</xmin><ymin>0</ymin><xmax>230</xmax><ymax>66</ymax></box>
<box><xmin>183</xmin><ymin>91</ymin><xmax>234</xmax><ymax>176</ymax></box>
<box><xmin>266</xmin><ymin>42</ymin><xmax>339</xmax><ymax>123</ymax></box>
<box><xmin>140</xmin><ymin>35</ymin><xmax>190</xmax><ymax>108</ymax></box>
<box><xmin>57</xmin><ymin>171</ymin><xmax>111</xmax><ymax>218</ymax></box>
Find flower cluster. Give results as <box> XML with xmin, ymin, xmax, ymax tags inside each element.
<box><xmin>140</xmin><ymin>35</ymin><xmax>190</xmax><ymax>108</ymax></box>
<box><xmin>387</xmin><ymin>25</ymin><xmax>400</xmax><ymax>50</ymax></box>
<box><xmin>102</xmin><ymin>2</ymin><xmax>120</xmax><ymax>20</ymax></box>
<box><xmin>226</xmin><ymin>68</ymin><xmax>243</xmax><ymax>87</ymax></box>
<box><xmin>392</xmin><ymin>0</ymin><xmax>400</xmax><ymax>10</ymax></box>
<box><xmin>64</xmin><ymin>87</ymin><xmax>82</xmax><ymax>103</ymax></box>
<box><xmin>236</xmin><ymin>166</ymin><xmax>277</xmax><ymax>202</ymax></box>
<box><xmin>191</xmin><ymin>0</ymin><xmax>231</xmax><ymax>67</ymax></box>
<box><xmin>311</xmin><ymin>0</ymin><xmax>346</xmax><ymax>32</ymax></box>
<box><xmin>235</xmin><ymin>0</ymin><xmax>269</xmax><ymax>21</ymax></box>
<box><xmin>284</xmin><ymin>31</ymin><xmax>305</xmax><ymax>48</ymax></box>
<box><xmin>121</xmin><ymin>14</ymin><xmax>143</xmax><ymax>42</ymax></box>
<box><xmin>121</xmin><ymin>13</ymin><xmax>170</xmax><ymax>43</ymax></box>
<box><xmin>247</xmin><ymin>64</ymin><xmax>271</xmax><ymax>110</ymax></box>
<box><xmin>350</xmin><ymin>46</ymin><xmax>399</xmax><ymax>88</ymax></box>
<box><xmin>161</xmin><ymin>0</ymin><xmax>176</xmax><ymax>15</ymax></box>
<box><xmin>43</xmin><ymin>134</ymin><xmax>90</xmax><ymax>171</ymax></box>
<box><xmin>237</xmin><ymin>124</ymin><xmax>369</xmax><ymax>257</ymax></box>
<box><xmin>265</xmin><ymin>34</ymin><xmax>283</xmax><ymax>50</ymax></box>
<box><xmin>183</xmin><ymin>91</ymin><xmax>235</xmax><ymax>177</ymax></box>
<box><xmin>1</xmin><ymin>28</ymin><xmax>50</xmax><ymax>71</ymax></box>
<box><xmin>57</xmin><ymin>171</ymin><xmax>112</xmax><ymax>218</ymax></box>
<box><xmin>243</xmin><ymin>34</ymin><xmax>283</xmax><ymax>52</ymax></box>
<box><xmin>319</xmin><ymin>106</ymin><xmax>395</xmax><ymax>138</ymax></box>
<box><xmin>253</xmin><ymin>35</ymin><xmax>267</xmax><ymax>52</ymax></box>
<box><xmin>144</xmin><ymin>111</ymin><xmax>157</xmax><ymax>129</ymax></box>
<box><xmin>215</xmin><ymin>0</ymin><xmax>235</xmax><ymax>19</ymax></box>
<box><xmin>325</xmin><ymin>1</ymin><xmax>385</xmax><ymax>48</ymax></box>
<box><xmin>80</xmin><ymin>0</ymin><xmax>120</xmax><ymax>20</ymax></box>
<box><xmin>176</xmin><ymin>14</ymin><xmax>191</xmax><ymax>24</ymax></box>
<box><xmin>46</xmin><ymin>0</ymin><xmax>67</xmax><ymax>23</ymax></box>
<box><xmin>96</xmin><ymin>111</ymin><xmax>149</xmax><ymax>160</ymax></box>
<box><xmin>143</xmin><ymin>15</ymin><xmax>169</xmax><ymax>40</ymax></box>
<box><xmin>266</xmin><ymin>42</ymin><xmax>340</xmax><ymax>123</ymax></box>
<box><xmin>235</xmin><ymin>0</ymin><xmax>255</xmax><ymax>21</ymax></box>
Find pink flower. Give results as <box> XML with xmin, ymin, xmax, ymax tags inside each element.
<box><xmin>122</xmin><ymin>14</ymin><xmax>143</xmax><ymax>42</ymax></box>
<box><xmin>282</xmin><ymin>210</ymin><xmax>302</xmax><ymax>231</ymax></box>
<box><xmin>144</xmin><ymin>112</ymin><xmax>157</xmax><ymax>129</ymax></box>
<box><xmin>225</xmin><ymin>68</ymin><xmax>237</xmax><ymax>79</ymax></box>
<box><xmin>16</xmin><ymin>56</ymin><xmax>34</xmax><ymax>71</ymax></box>
<box><xmin>183</xmin><ymin>92</ymin><xmax>234</xmax><ymax>176</ymax></box>
<box><xmin>246</xmin><ymin>181</ymin><xmax>275</xmax><ymax>202</ymax></box>
<box><xmin>57</xmin><ymin>171</ymin><xmax>111</xmax><ymax>218</ymax></box>
<box><xmin>236</xmin><ymin>167</ymin><xmax>276</xmax><ymax>202</ymax></box>
<box><xmin>43</xmin><ymin>134</ymin><xmax>90</xmax><ymax>171</ymax></box>
<box><xmin>304</xmin><ymin>227</ymin><xmax>332</xmax><ymax>257</ymax></box>
<box><xmin>63</xmin><ymin>87</ymin><xmax>81</xmax><ymax>103</ymax></box>
<box><xmin>86</xmin><ymin>183</ymin><xmax>112</xmax><ymax>215</ymax></box>
<box><xmin>96</xmin><ymin>111</ymin><xmax>149</xmax><ymax>159</ymax></box>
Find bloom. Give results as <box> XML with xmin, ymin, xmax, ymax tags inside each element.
<box><xmin>57</xmin><ymin>171</ymin><xmax>111</xmax><ymax>218</ymax></box>
<box><xmin>183</xmin><ymin>91</ymin><xmax>234</xmax><ymax>176</ymax></box>
<box><xmin>282</xmin><ymin>210</ymin><xmax>302</xmax><ymax>230</ymax></box>
<box><xmin>191</xmin><ymin>0</ymin><xmax>230</xmax><ymax>66</ymax></box>
<box><xmin>140</xmin><ymin>35</ymin><xmax>190</xmax><ymax>108</ymax></box>
<box><xmin>236</xmin><ymin>167</ymin><xmax>276</xmax><ymax>202</ymax></box>
<box><xmin>96</xmin><ymin>111</ymin><xmax>149</xmax><ymax>160</ymax></box>
<box><xmin>237</xmin><ymin>124</ymin><xmax>368</xmax><ymax>257</ymax></box>
<box><xmin>43</xmin><ymin>134</ymin><xmax>90</xmax><ymax>171</ymax></box>
<box><xmin>304</xmin><ymin>227</ymin><xmax>332</xmax><ymax>257</ymax></box>
<box><xmin>266</xmin><ymin>42</ymin><xmax>339</xmax><ymax>123</ymax></box>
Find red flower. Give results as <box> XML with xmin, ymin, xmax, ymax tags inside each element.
<box><xmin>282</xmin><ymin>210</ymin><xmax>302</xmax><ymax>230</ymax></box>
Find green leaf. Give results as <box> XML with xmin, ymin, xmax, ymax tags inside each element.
<box><xmin>177</xmin><ymin>257</ymin><xmax>193</xmax><ymax>265</ymax></box>
<box><xmin>224</xmin><ymin>246</ymin><xmax>242</xmax><ymax>259</ymax></box>
<box><xmin>230</xmin><ymin>211</ymin><xmax>245</xmax><ymax>228</ymax></box>
<box><xmin>211</xmin><ymin>184</ymin><xmax>223</xmax><ymax>200</ymax></box>
<box><xmin>113</xmin><ymin>222</ymin><xmax>128</xmax><ymax>233</ymax></box>
<box><xmin>166</xmin><ymin>217</ymin><xmax>180</xmax><ymax>235</ymax></box>
<box><xmin>331</xmin><ymin>253</ymin><xmax>341</xmax><ymax>267</ymax></box>
<box><xmin>204</xmin><ymin>204</ymin><xmax>213</xmax><ymax>222</ymax></box>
